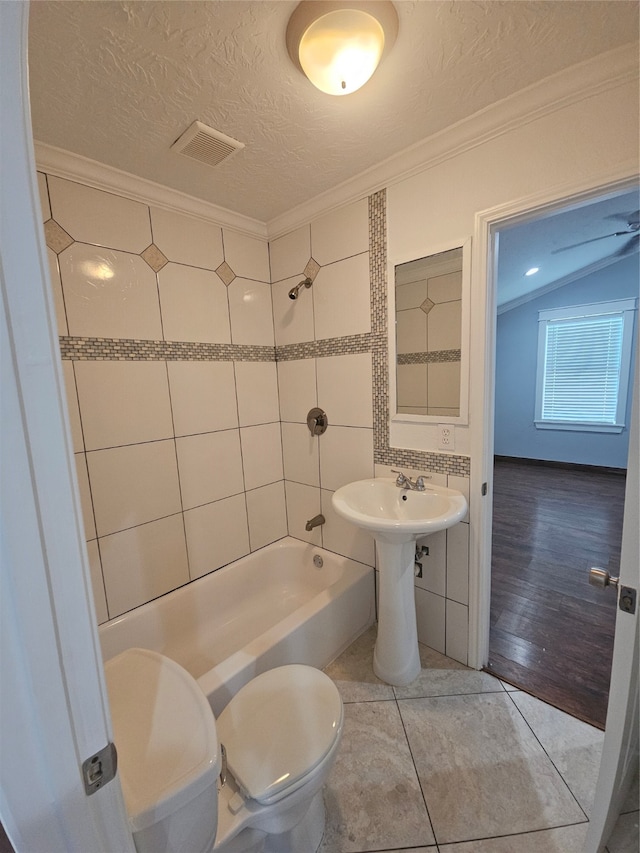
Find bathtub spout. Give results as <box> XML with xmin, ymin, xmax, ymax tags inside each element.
<box><xmin>305</xmin><ymin>514</ymin><xmax>325</xmax><ymax>532</ymax></box>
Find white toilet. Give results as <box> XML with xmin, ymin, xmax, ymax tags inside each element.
<box><xmin>105</xmin><ymin>648</ymin><xmax>343</xmax><ymax>853</ymax></box>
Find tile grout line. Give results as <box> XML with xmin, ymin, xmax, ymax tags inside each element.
<box><xmin>502</xmin><ymin>690</ymin><xmax>592</xmax><ymax>823</ymax></box>
<box><xmin>393</xmin><ymin>694</ymin><xmax>439</xmax><ymax>848</ymax></box>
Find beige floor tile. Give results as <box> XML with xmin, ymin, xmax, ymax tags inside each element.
<box><xmin>319</xmin><ymin>701</ymin><xmax>435</xmax><ymax>853</ymax></box>
<box><xmin>439</xmin><ymin>822</ymin><xmax>588</xmax><ymax>852</ymax></box>
<box><xmin>324</xmin><ymin>625</ymin><xmax>395</xmax><ymax>703</ymax></box>
<box><xmin>362</xmin><ymin>848</ymin><xmax>436</xmax><ymax>853</ymax></box>
<box><xmin>394</xmin><ymin>644</ymin><xmax>505</xmax><ymax>700</ymax></box>
<box><xmin>621</xmin><ymin>763</ymin><xmax>639</xmax><ymax>813</ymax></box>
<box><xmin>606</xmin><ymin>810</ymin><xmax>640</xmax><ymax>853</ymax></box>
<box><xmin>399</xmin><ymin>693</ymin><xmax>586</xmax><ymax>844</ymax></box>
<box><xmin>509</xmin><ymin>690</ymin><xmax>603</xmax><ymax>815</ymax></box>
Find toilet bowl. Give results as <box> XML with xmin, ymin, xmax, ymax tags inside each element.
<box><xmin>105</xmin><ymin>648</ymin><xmax>343</xmax><ymax>853</ymax></box>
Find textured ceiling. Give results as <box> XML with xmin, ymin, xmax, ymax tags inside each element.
<box><xmin>28</xmin><ymin>0</ymin><xmax>639</xmax><ymax>223</ymax></box>
<box><xmin>497</xmin><ymin>189</ymin><xmax>639</xmax><ymax>310</ymax></box>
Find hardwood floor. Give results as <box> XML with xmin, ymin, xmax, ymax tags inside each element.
<box><xmin>486</xmin><ymin>457</ymin><xmax>626</xmax><ymax>729</ymax></box>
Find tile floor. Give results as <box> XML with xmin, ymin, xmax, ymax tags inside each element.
<box><xmin>320</xmin><ymin>627</ymin><xmax>639</xmax><ymax>853</ymax></box>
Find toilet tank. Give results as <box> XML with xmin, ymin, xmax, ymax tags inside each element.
<box><xmin>105</xmin><ymin>648</ymin><xmax>220</xmax><ymax>853</ymax></box>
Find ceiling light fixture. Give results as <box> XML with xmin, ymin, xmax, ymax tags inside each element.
<box><xmin>286</xmin><ymin>1</ymin><xmax>398</xmax><ymax>96</ymax></box>
<box><xmin>525</xmin><ymin>267</ymin><xmax>540</xmax><ymax>276</ymax></box>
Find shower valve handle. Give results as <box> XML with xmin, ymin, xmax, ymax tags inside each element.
<box><xmin>307</xmin><ymin>408</ymin><xmax>328</xmax><ymax>436</ymax></box>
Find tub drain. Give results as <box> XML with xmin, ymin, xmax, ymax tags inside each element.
<box><xmin>313</xmin><ymin>554</ymin><xmax>324</xmax><ymax>568</ymax></box>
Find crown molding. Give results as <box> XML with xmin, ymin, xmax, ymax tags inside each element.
<box><xmin>267</xmin><ymin>42</ymin><xmax>640</xmax><ymax>239</ymax></box>
<box><xmin>33</xmin><ymin>141</ymin><xmax>269</xmax><ymax>241</ymax></box>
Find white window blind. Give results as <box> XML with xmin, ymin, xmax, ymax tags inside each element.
<box><xmin>535</xmin><ymin>298</ymin><xmax>636</xmax><ymax>433</ymax></box>
<box><xmin>542</xmin><ymin>314</ymin><xmax>623</xmax><ymax>423</ymax></box>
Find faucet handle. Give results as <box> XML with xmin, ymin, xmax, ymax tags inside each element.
<box><xmin>391</xmin><ymin>469</ymin><xmax>408</xmax><ymax>486</ymax></box>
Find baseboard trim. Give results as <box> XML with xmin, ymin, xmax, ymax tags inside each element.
<box><xmin>494</xmin><ymin>455</ymin><xmax>627</xmax><ymax>476</ymax></box>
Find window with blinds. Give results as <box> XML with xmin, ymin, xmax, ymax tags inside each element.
<box><xmin>534</xmin><ymin>298</ymin><xmax>637</xmax><ymax>433</ymax></box>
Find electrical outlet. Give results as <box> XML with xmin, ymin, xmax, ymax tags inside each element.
<box><xmin>438</xmin><ymin>424</ymin><xmax>455</xmax><ymax>451</ymax></box>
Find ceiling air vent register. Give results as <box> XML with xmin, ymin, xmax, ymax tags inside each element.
<box><xmin>171</xmin><ymin>120</ymin><xmax>245</xmax><ymax>168</ymax></box>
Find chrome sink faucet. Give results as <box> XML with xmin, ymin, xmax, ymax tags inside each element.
<box><xmin>391</xmin><ymin>469</ymin><xmax>430</xmax><ymax>491</ymax></box>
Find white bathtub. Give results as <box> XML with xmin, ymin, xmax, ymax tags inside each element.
<box><xmin>99</xmin><ymin>537</ymin><xmax>375</xmax><ymax>714</ymax></box>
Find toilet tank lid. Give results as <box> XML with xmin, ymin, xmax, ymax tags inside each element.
<box><xmin>105</xmin><ymin>648</ymin><xmax>220</xmax><ymax>832</ymax></box>
<box><xmin>216</xmin><ymin>665</ymin><xmax>343</xmax><ymax>805</ymax></box>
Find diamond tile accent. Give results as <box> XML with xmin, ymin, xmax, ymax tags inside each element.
<box><xmin>304</xmin><ymin>257</ymin><xmax>321</xmax><ymax>281</ymax></box>
<box><xmin>141</xmin><ymin>243</ymin><xmax>169</xmax><ymax>272</ymax></box>
<box><xmin>44</xmin><ymin>219</ymin><xmax>73</xmax><ymax>254</ymax></box>
<box><xmin>420</xmin><ymin>297</ymin><xmax>435</xmax><ymax>315</ymax></box>
<box><xmin>216</xmin><ymin>260</ymin><xmax>236</xmax><ymax>286</ymax></box>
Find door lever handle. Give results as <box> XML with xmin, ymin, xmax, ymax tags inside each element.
<box><xmin>588</xmin><ymin>567</ymin><xmax>619</xmax><ymax>590</ymax></box>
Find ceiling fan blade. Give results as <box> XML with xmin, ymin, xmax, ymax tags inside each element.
<box><xmin>615</xmin><ymin>234</ymin><xmax>640</xmax><ymax>257</ymax></box>
<box><xmin>605</xmin><ymin>209</ymin><xmax>640</xmax><ymax>225</ymax></box>
<box><xmin>551</xmin><ymin>231</ymin><xmax>631</xmax><ymax>253</ymax></box>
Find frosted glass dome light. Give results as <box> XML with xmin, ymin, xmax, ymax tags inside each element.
<box><xmin>287</xmin><ymin>2</ymin><xmax>398</xmax><ymax>96</ymax></box>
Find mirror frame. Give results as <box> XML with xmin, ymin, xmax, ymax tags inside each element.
<box><xmin>387</xmin><ymin>236</ymin><xmax>471</xmax><ymax>427</ymax></box>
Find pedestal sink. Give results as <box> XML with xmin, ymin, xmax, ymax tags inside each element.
<box><xmin>331</xmin><ymin>477</ymin><xmax>467</xmax><ymax>686</ymax></box>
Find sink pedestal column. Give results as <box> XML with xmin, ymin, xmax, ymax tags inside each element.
<box><xmin>373</xmin><ymin>539</ymin><xmax>421</xmax><ymax>686</ymax></box>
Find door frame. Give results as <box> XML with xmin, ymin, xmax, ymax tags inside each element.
<box><xmin>468</xmin><ymin>170</ymin><xmax>639</xmax><ymax>671</ymax></box>
<box><xmin>0</xmin><ymin>4</ymin><xmax>135</xmax><ymax>849</ymax></box>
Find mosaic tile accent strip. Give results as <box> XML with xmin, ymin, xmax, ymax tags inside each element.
<box><xmin>44</xmin><ymin>219</ymin><xmax>73</xmax><ymax>254</ymax></box>
<box><xmin>276</xmin><ymin>333</ymin><xmax>372</xmax><ymax>362</ymax></box>
<box><xmin>369</xmin><ymin>190</ymin><xmax>391</xmax><ymax>454</ymax></box>
<box><xmin>398</xmin><ymin>349</ymin><xmax>461</xmax><ymax>365</ymax></box>
<box><xmin>367</xmin><ymin>189</ymin><xmax>469</xmax><ymax>479</ymax></box>
<box><xmin>369</xmin><ymin>191</ymin><xmax>388</xmax><ymax>339</ymax></box>
<box><xmin>141</xmin><ymin>243</ymin><xmax>169</xmax><ymax>272</ymax></box>
<box><xmin>59</xmin><ymin>336</ymin><xmax>275</xmax><ymax>363</ymax></box>
<box><xmin>371</xmin><ymin>333</ymin><xmax>390</xmax><ymax>452</ymax></box>
<box><xmin>376</xmin><ymin>446</ymin><xmax>471</xmax><ymax>477</ymax></box>
<box><xmin>216</xmin><ymin>260</ymin><xmax>236</xmax><ymax>286</ymax></box>
<box><xmin>304</xmin><ymin>257</ymin><xmax>321</xmax><ymax>281</ymax></box>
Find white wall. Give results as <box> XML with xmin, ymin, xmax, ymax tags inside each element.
<box><xmin>495</xmin><ymin>257</ymin><xmax>638</xmax><ymax>467</ymax></box>
<box><xmin>387</xmin><ymin>75</ymin><xmax>638</xmax><ymax>459</ymax></box>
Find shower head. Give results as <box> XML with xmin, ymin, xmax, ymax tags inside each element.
<box><xmin>288</xmin><ymin>277</ymin><xmax>313</xmax><ymax>300</ymax></box>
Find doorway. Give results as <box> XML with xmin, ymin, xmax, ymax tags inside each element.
<box><xmin>485</xmin><ymin>189</ymin><xmax>639</xmax><ymax>728</ymax></box>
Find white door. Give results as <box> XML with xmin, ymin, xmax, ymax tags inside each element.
<box><xmin>0</xmin><ymin>4</ymin><xmax>134</xmax><ymax>850</ymax></box>
<box><xmin>584</xmin><ymin>356</ymin><xmax>639</xmax><ymax>852</ymax></box>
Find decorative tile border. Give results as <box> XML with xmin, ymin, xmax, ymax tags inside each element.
<box><xmin>397</xmin><ymin>349</ymin><xmax>461</xmax><ymax>365</ymax></box>
<box><xmin>376</xmin><ymin>445</ymin><xmax>471</xmax><ymax>477</ymax></box>
<box><xmin>368</xmin><ymin>189</ymin><xmax>470</xmax><ymax>479</ymax></box>
<box><xmin>59</xmin><ymin>336</ymin><xmax>275</xmax><ymax>362</ymax></box>
<box><xmin>276</xmin><ymin>333</ymin><xmax>372</xmax><ymax>361</ymax></box>
<box><xmin>369</xmin><ymin>190</ymin><xmax>390</xmax><ymax>457</ymax></box>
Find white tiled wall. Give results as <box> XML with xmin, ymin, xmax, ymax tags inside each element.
<box><xmin>40</xmin><ymin>172</ymin><xmax>284</xmax><ymax>622</ymax></box>
<box><xmin>271</xmin><ymin>199</ymin><xmax>470</xmax><ymax>664</ymax></box>
<box><xmin>43</xmin><ymin>172</ymin><xmax>471</xmax><ymax>665</ymax></box>
<box><xmin>272</xmin><ymin>202</ymin><xmax>377</xmax><ymax>566</ymax></box>
<box><xmin>59</xmin><ymin>244</ymin><xmax>163</xmax><ymax>340</ymax></box>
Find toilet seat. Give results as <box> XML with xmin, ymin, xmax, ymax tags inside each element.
<box><xmin>216</xmin><ymin>664</ymin><xmax>343</xmax><ymax>805</ymax></box>
<box><xmin>105</xmin><ymin>648</ymin><xmax>220</xmax><ymax>833</ymax></box>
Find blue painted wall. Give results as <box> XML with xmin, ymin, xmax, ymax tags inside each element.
<box><xmin>495</xmin><ymin>255</ymin><xmax>638</xmax><ymax>468</ymax></box>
